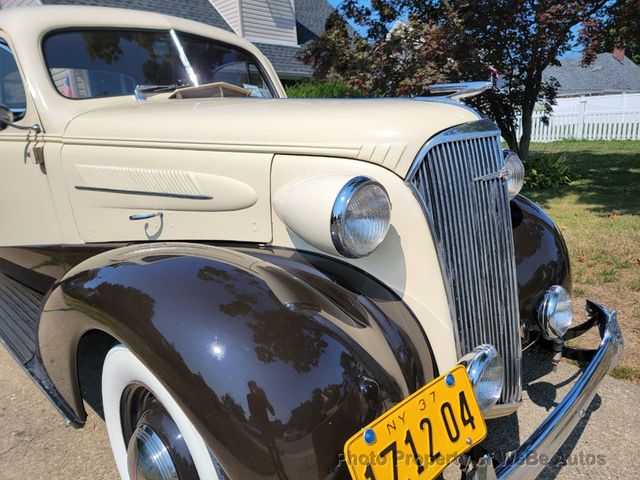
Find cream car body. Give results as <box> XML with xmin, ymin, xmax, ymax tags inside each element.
<box><xmin>1</xmin><ymin>6</ymin><xmax>477</xmax><ymax>368</ymax></box>
<box><xmin>0</xmin><ymin>5</ymin><xmax>623</xmax><ymax>480</ymax></box>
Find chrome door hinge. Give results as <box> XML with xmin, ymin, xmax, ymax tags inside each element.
<box><xmin>32</xmin><ymin>144</ymin><xmax>45</xmax><ymax>165</ymax></box>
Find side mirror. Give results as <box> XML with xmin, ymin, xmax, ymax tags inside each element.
<box><xmin>0</xmin><ymin>104</ymin><xmax>14</xmax><ymax>131</ymax></box>
<box><xmin>0</xmin><ymin>103</ymin><xmax>41</xmax><ymax>133</ymax></box>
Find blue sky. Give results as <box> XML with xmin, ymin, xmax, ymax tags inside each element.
<box><xmin>327</xmin><ymin>0</ymin><xmax>370</xmax><ymax>36</ymax></box>
<box><xmin>326</xmin><ymin>0</ymin><xmax>583</xmax><ymax>58</ymax></box>
<box><xmin>327</xmin><ymin>0</ymin><xmax>347</xmax><ymax>9</ymax></box>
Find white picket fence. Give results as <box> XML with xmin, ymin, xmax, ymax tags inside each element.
<box><xmin>520</xmin><ymin>107</ymin><xmax>640</xmax><ymax>142</ymax></box>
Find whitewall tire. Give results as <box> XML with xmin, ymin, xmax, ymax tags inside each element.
<box><xmin>102</xmin><ymin>344</ymin><xmax>221</xmax><ymax>479</ymax></box>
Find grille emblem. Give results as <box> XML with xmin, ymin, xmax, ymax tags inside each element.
<box><xmin>473</xmin><ymin>168</ymin><xmax>508</xmax><ymax>182</ymax></box>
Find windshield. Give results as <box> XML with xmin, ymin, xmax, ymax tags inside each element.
<box><xmin>43</xmin><ymin>29</ymin><xmax>275</xmax><ymax>99</ymax></box>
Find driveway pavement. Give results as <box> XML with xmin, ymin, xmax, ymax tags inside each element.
<box><xmin>454</xmin><ymin>348</ymin><xmax>640</xmax><ymax>480</ymax></box>
<box><xmin>0</xmin><ymin>345</ymin><xmax>117</xmax><ymax>480</ymax></box>
<box><xmin>0</xmin><ymin>344</ymin><xmax>638</xmax><ymax>479</ymax></box>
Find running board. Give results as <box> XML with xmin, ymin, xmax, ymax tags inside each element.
<box><xmin>0</xmin><ymin>271</ymin><xmax>42</xmax><ymax>363</ymax></box>
<box><xmin>0</xmin><ymin>272</ymin><xmax>84</xmax><ymax>427</ymax></box>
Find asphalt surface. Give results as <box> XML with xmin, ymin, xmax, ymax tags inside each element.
<box><xmin>0</xmin><ymin>344</ymin><xmax>639</xmax><ymax>479</ymax></box>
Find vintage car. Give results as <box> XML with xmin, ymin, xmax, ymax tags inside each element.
<box><xmin>0</xmin><ymin>5</ymin><xmax>623</xmax><ymax>480</ymax></box>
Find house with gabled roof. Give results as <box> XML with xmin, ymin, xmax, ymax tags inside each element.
<box><xmin>543</xmin><ymin>48</ymin><xmax>640</xmax><ymax>98</ymax></box>
<box><xmin>0</xmin><ymin>0</ymin><xmax>338</xmax><ymax>83</ymax></box>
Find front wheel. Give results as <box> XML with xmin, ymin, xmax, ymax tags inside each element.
<box><xmin>102</xmin><ymin>345</ymin><xmax>226</xmax><ymax>479</ymax></box>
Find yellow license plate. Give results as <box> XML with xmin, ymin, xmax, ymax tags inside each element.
<box><xmin>344</xmin><ymin>365</ymin><xmax>487</xmax><ymax>480</ymax></box>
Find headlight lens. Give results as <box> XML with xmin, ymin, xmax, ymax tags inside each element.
<box><xmin>460</xmin><ymin>344</ymin><xmax>503</xmax><ymax>413</ymax></box>
<box><xmin>503</xmin><ymin>150</ymin><xmax>525</xmax><ymax>199</ymax></box>
<box><xmin>331</xmin><ymin>176</ymin><xmax>391</xmax><ymax>258</ymax></box>
<box><xmin>538</xmin><ymin>285</ymin><xmax>573</xmax><ymax>338</ymax></box>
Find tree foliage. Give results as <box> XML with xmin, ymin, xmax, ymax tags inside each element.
<box><xmin>597</xmin><ymin>0</ymin><xmax>640</xmax><ymax>64</ymax></box>
<box><xmin>304</xmin><ymin>1</ymin><xmax>636</xmax><ymax>160</ymax></box>
<box><xmin>285</xmin><ymin>79</ymin><xmax>367</xmax><ymax>98</ymax></box>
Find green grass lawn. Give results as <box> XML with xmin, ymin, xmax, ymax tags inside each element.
<box><xmin>524</xmin><ymin>141</ymin><xmax>640</xmax><ymax>380</ymax></box>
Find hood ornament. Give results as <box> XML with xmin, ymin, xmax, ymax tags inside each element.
<box><xmin>427</xmin><ymin>81</ymin><xmax>493</xmax><ymax>100</ymax></box>
<box><xmin>428</xmin><ymin>72</ymin><xmax>506</xmax><ymax>101</ymax></box>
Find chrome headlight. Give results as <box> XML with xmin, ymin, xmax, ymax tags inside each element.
<box><xmin>331</xmin><ymin>177</ymin><xmax>391</xmax><ymax>258</ymax></box>
<box><xmin>460</xmin><ymin>344</ymin><xmax>504</xmax><ymax>413</ymax></box>
<box><xmin>538</xmin><ymin>285</ymin><xmax>573</xmax><ymax>338</ymax></box>
<box><xmin>503</xmin><ymin>150</ymin><xmax>524</xmax><ymax>199</ymax></box>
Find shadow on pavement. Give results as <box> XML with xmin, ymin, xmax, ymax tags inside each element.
<box><xmin>483</xmin><ymin>345</ymin><xmax>602</xmax><ymax>476</ymax></box>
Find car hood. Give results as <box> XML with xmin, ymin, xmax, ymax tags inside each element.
<box><xmin>63</xmin><ymin>97</ymin><xmax>480</xmax><ymax>177</ymax></box>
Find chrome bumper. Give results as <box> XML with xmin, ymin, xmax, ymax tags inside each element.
<box><xmin>475</xmin><ymin>301</ymin><xmax>624</xmax><ymax>480</ymax></box>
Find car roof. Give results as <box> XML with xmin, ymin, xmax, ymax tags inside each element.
<box><xmin>0</xmin><ymin>5</ymin><xmax>286</xmax><ymax>132</ymax></box>
<box><xmin>0</xmin><ymin>5</ymin><xmax>251</xmax><ymax>53</ymax></box>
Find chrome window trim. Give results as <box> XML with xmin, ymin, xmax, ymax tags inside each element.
<box><xmin>0</xmin><ymin>38</ymin><xmax>28</xmax><ymax>121</ymax></box>
<box><xmin>169</xmin><ymin>29</ymin><xmax>200</xmax><ymax>87</ymax></box>
<box><xmin>40</xmin><ymin>28</ymin><xmax>280</xmax><ymax>100</ymax></box>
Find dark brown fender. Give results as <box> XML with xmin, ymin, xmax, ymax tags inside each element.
<box><xmin>39</xmin><ymin>243</ymin><xmax>435</xmax><ymax>480</ymax></box>
<box><xmin>512</xmin><ymin>195</ymin><xmax>572</xmax><ymax>332</ymax></box>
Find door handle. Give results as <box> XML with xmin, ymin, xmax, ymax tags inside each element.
<box><xmin>129</xmin><ymin>212</ymin><xmax>163</xmax><ymax>221</ymax></box>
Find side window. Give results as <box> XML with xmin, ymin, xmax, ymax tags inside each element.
<box><xmin>176</xmin><ymin>32</ymin><xmax>274</xmax><ymax>98</ymax></box>
<box><xmin>0</xmin><ymin>40</ymin><xmax>26</xmax><ymax>121</ymax></box>
<box><xmin>210</xmin><ymin>63</ymin><xmax>272</xmax><ymax>98</ymax></box>
<box><xmin>43</xmin><ymin>30</ymin><xmax>189</xmax><ymax>99</ymax></box>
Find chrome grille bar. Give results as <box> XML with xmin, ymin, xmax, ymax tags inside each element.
<box><xmin>408</xmin><ymin>120</ymin><xmax>522</xmax><ymax>405</ymax></box>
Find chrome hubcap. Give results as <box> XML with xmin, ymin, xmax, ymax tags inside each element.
<box><xmin>127</xmin><ymin>423</ymin><xmax>179</xmax><ymax>480</ymax></box>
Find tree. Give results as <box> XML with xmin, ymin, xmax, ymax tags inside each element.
<box><xmin>305</xmin><ymin>1</ymin><xmax>630</xmax><ymax>161</ymax></box>
<box><xmin>597</xmin><ymin>1</ymin><xmax>640</xmax><ymax>64</ymax></box>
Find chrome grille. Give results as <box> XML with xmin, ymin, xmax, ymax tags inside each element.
<box><xmin>409</xmin><ymin>120</ymin><xmax>522</xmax><ymax>405</ymax></box>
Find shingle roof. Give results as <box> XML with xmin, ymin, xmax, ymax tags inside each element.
<box><xmin>260</xmin><ymin>0</ymin><xmax>336</xmax><ymax>78</ymax></box>
<box><xmin>543</xmin><ymin>53</ymin><xmax>640</xmax><ymax>97</ymax></box>
<box><xmin>42</xmin><ymin>0</ymin><xmax>233</xmax><ymax>32</ymax></box>
<box><xmin>42</xmin><ymin>0</ymin><xmax>338</xmax><ymax>79</ymax></box>
<box><xmin>295</xmin><ymin>0</ymin><xmax>336</xmax><ymax>45</ymax></box>
<box><xmin>252</xmin><ymin>42</ymin><xmax>312</xmax><ymax>77</ymax></box>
